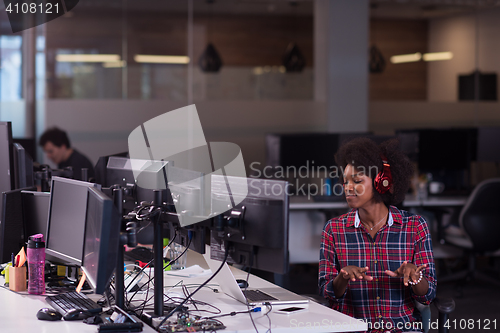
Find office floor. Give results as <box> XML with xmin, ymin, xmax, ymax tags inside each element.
<box><xmin>277</xmin><ymin>257</ymin><xmax>500</xmax><ymax>332</ymax></box>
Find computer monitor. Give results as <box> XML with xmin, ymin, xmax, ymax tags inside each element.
<box><xmin>395</xmin><ymin>130</ymin><xmax>419</xmax><ymax>162</ymax></box>
<box><xmin>13</xmin><ymin>138</ymin><xmax>37</xmax><ymax>163</ymax></box>
<box><xmin>105</xmin><ymin>156</ymin><xmax>172</xmax><ymax>215</ymax></box>
<box><xmin>0</xmin><ymin>122</ymin><xmax>15</xmax><ymax>215</ymax></box>
<box><xmin>45</xmin><ymin>176</ymin><xmax>100</xmax><ymax>266</ymax></box>
<box><xmin>0</xmin><ymin>186</ymin><xmax>36</xmax><ymax>264</ymax></box>
<box><xmin>265</xmin><ymin>133</ymin><xmax>339</xmax><ymax>170</ymax></box>
<box><xmin>94</xmin><ymin>152</ymin><xmax>129</xmax><ymax>186</ymax></box>
<box><xmin>209</xmin><ymin>176</ymin><xmax>290</xmax><ymax>274</ymax></box>
<box><xmin>265</xmin><ymin>132</ymin><xmax>384</xmax><ymax>174</ymax></box>
<box><xmin>417</xmin><ymin>128</ymin><xmax>477</xmax><ymax>171</ymax></box>
<box><xmin>21</xmin><ymin>191</ymin><xmax>50</xmax><ymax>242</ymax></box>
<box><xmin>476</xmin><ymin>127</ymin><xmax>500</xmax><ymax>162</ymax></box>
<box><xmin>12</xmin><ymin>143</ymin><xmax>34</xmax><ymax>189</ymax></box>
<box><xmin>81</xmin><ymin>187</ymin><xmax>121</xmax><ymax>294</ymax></box>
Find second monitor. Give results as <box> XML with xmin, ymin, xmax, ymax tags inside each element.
<box><xmin>45</xmin><ymin>176</ymin><xmax>101</xmax><ymax>266</ymax></box>
<box><xmin>210</xmin><ymin>176</ymin><xmax>290</xmax><ymax>275</ymax></box>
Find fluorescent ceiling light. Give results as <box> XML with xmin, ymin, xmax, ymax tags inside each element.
<box><xmin>103</xmin><ymin>60</ymin><xmax>126</xmax><ymax>68</ymax></box>
<box><xmin>134</xmin><ymin>55</ymin><xmax>190</xmax><ymax>64</ymax></box>
<box><xmin>390</xmin><ymin>52</ymin><xmax>422</xmax><ymax>64</ymax></box>
<box><xmin>56</xmin><ymin>54</ymin><xmax>120</xmax><ymax>62</ymax></box>
<box><xmin>423</xmin><ymin>52</ymin><xmax>453</xmax><ymax>61</ymax></box>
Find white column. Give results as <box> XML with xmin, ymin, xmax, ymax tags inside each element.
<box><xmin>315</xmin><ymin>0</ymin><xmax>369</xmax><ymax>133</ymax></box>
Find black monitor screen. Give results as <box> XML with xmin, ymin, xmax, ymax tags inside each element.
<box><xmin>396</xmin><ymin>130</ymin><xmax>419</xmax><ymax>162</ymax></box>
<box><xmin>0</xmin><ymin>122</ymin><xmax>14</xmax><ymax>215</ymax></box>
<box><xmin>21</xmin><ymin>191</ymin><xmax>50</xmax><ymax>242</ymax></box>
<box><xmin>0</xmin><ymin>186</ymin><xmax>36</xmax><ymax>263</ymax></box>
<box><xmin>82</xmin><ymin>187</ymin><xmax>120</xmax><ymax>294</ymax></box>
<box><xmin>266</xmin><ymin>133</ymin><xmax>338</xmax><ymax>170</ymax></box>
<box><xmin>210</xmin><ymin>176</ymin><xmax>289</xmax><ymax>274</ymax></box>
<box><xmin>45</xmin><ymin>177</ymin><xmax>100</xmax><ymax>265</ymax></box>
<box><xmin>418</xmin><ymin>129</ymin><xmax>476</xmax><ymax>171</ymax></box>
<box><xmin>477</xmin><ymin>127</ymin><xmax>500</xmax><ymax>162</ymax></box>
<box><xmin>12</xmin><ymin>143</ymin><xmax>34</xmax><ymax>189</ymax></box>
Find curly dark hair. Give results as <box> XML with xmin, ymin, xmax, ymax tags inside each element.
<box><xmin>335</xmin><ymin>137</ymin><xmax>414</xmax><ymax>205</ymax></box>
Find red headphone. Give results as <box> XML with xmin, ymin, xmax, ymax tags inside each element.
<box><xmin>374</xmin><ymin>154</ymin><xmax>392</xmax><ymax>194</ymax></box>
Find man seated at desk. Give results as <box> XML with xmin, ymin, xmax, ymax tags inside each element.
<box><xmin>319</xmin><ymin>138</ymin><xmax>437</xmax><ymax>333</ymax></box>
<box><xmin>39</xmin><ymin>127</ymin><xmax>95</xmax><ymax>181</ymax></box>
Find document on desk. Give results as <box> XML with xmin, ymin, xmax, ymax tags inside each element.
<box><xmin>164</xmin><ymin>265</ymin><xmax>211</xmax><ymax>278</ymax></box>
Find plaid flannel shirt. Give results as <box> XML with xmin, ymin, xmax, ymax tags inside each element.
<box><xmin>319</xmin><ymin>206</ymin><xmax>437</xmax><ymax>333</ymax></box>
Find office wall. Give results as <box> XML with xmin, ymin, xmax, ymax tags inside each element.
<box><xmin>44</xmin><ymin>100</ymin><xmax>327</xmax><ymax>170</ymax></box>
<box><xmin>369</xmin><ymin>19</ymin><xmax>428</xmax><ymax>100</ymax></box>
<box><xmin>368</xmin><ymin>8</ymin><xmax>500</xmax><ymax>135</ymax></box>
<box><xmin>428</xmin><ymin>8</ymin><xmax>500</xmax><ymax>102</ymax></box>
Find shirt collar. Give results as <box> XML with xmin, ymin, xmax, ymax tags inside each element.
<box><xmin>354</xmin><ymin>208</ymin><xmax>394</xmax><ymax>228</ymax></box>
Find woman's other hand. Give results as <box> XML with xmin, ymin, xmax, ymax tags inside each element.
<box><xmin>340</xmin><ymin>266</ymin><xmax>373</xmax><ymax>282</ymax></box>
<box><xmin>385</xmin><ymin>261</ymin><xmax>427</xmax><ymax>286</ymax></box>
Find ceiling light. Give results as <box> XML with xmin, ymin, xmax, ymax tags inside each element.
<box><xmin>56</xmin><ymin>54</ymin><xmax>120</xmax><ymax>62</ymax></box>
<box><xmin>134</xmin><ymin>55</ymin><xmax>190</xmax><ymax>64</ymax></box>
<box><xmin>390</xmin><ymin>52</ymin><xmax>422</xmax><ymax>64</ymax></box>
<box><xmin>423</xmin><ymin>52</ymin><xmax>453</xmax><ymax>62</ymax></box>
<box><xmin>103</xmin><ymin>61</ymin><xmax>126</xmax><ymax>68</ymax></box>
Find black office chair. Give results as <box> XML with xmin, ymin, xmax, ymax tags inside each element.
<box><xmin>305</xmin><ymin>293</ymin><xmax>455</xmax><ymax>333</ymax></box>
<box><xmin>441</xmin><ymin>178</ymin><xmax>500</xmax><ymax>286</ymax></box>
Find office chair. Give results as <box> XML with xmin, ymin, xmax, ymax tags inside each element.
<box><xmin>305</xmin><ymin>294</ymin><xmax>455</xmax><ymax>333</ymax></box>
<box><xmin>440</xmin><ymin>178</ymin><xmax>500</xmax><ymax>286</ymax></box>
<box><xmin>416</xmin><ymin>298</ymin><xmax>455</xmax><ymax>333</ymax></box>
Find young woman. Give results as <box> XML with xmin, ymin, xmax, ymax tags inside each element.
<box><xmin>319</xmin><ymin>138</ymin><xmax>436</xmax><ymax>333</ymax></box>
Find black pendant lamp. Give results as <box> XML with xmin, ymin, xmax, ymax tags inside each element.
<box><xmin>282</xmin><ymin>1</ymin><xmax>305</xmax><ymax>73</ymax></box>
<box><xmin>282</xmin><ymin>42</ymin><xmax>306</xmax><ymax>73</ymax></box>
<box><xmin>199</xmin><ymin>43</ymin><xmax>223</xmax><ymax>72</ymax></box>
<box><xmin>369</xmin><ymin>45</ymin><xmax>386</xmax><ymax>73</ymax></box>
<box><xmin>199</xmin><ymin>0</ymin><xmax>222</xmax><ymax>72</ymax></box>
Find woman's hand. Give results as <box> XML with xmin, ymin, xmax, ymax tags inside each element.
<box><xmin>340</xmin><ymin>266</ymin><xmax>373</xmax><ymax>282</ymax></box>
<box><xmin>384</xmin><ymin>261</ymin><xmax>427</xmax><ymax>286</ymax></box>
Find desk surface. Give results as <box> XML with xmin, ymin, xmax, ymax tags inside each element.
<box><xmin>290</xmin><ymin>193</ymin><xmax>467</xmax><ymax>210</ymax></box>
<box><xmin>0</xmin><ymin>251</ymin><xmax>367</xmax><ymax>333</ymax></box>
<box><xmin>0</xmin><ymin>285</ymin><xmax>156</xmax><ymax>333</ymax></box>
<box><xmin>153</xmin><ymin>251</ymin><xmax>367</xmax><ymax>333</ymax></box>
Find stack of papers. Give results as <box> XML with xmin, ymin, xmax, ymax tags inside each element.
<box><xmin>164</xmin><ymin>265</ymin><xmax>212</xmax><ymax>278</ymax></box>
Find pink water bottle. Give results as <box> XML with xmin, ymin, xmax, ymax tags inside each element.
<box><xmin>27</xmin><ymin>234</ymin><xmax>45</xmax><ymax>295</ymax></box>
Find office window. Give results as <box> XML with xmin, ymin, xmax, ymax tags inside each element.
<box><xmin>0</xmin><ymin>36</ymin><xmax>22</xmax><ymax>101</ymax></box>
<box><xmin>44</xmin><ymin>1</ymin><xmax>314</xmax><ymax>101</ymax></box>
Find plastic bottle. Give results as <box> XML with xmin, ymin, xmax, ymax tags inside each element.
<box><xmin>27</xmin><ymin>234</ymin><xmax>45</xmax><ymax>295</ymax></box>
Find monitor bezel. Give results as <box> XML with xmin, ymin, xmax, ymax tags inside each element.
<box><xmin>45</xmin><ymin>176</ymin><xmax>100</xmax><ymax>266</ymax></box>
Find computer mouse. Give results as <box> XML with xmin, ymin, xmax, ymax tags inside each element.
<box><xmin>236</xmin><ymin>279</ymin><xmax>249</xmax><ymax>288</ymax></box>
<box><xmin>63</xmin><ymin>309</ymin><xmax>93</xmax><ymax>321</ymax></box>
<box><xmin>36</xmin><ymin>308</ymin><xmax>62</xmax><ymax>321</ymax></box>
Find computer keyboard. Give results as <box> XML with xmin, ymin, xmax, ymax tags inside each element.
<box><xmin>45</xmin><ymin>291</ymin><xmax>102</xmax><ymax>315</ymax></box>
<box><xmin>243</xmin><ymin>289</ymin><xmax>278</xmax><ymax>302</ymax></box>
<box><xmin>124</xmin><ymin>246</ymin><xmax>154</xmax><ymax>263</ymax></box>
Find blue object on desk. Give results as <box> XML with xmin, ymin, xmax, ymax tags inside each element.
<box><xmin>324</xmin><ymin>178</ymin><xmax>332</xmax><ymax>196</ymax></box>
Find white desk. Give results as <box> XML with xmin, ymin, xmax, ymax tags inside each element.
<box><xmin>151</xmin><ymin>251</ymin><xmax>367</xmax><ymax>333</ymax></box>
<box><xmin>0</xmin><ymin>251</ymin><xmax>367</xmax><ymax>333</ymax></box>
<box><xmin>288</xmin><ymin>194</ymin><xmax>468</xmax><ymax>264</ymax></box>
<box><xmin>289</xmin><ymin>194</ymin><xmax>467</xmax><ymax>211</ymax></box>
<box><xmin>0</xmin><ymin>284</ymin><xmax>156</xmax><ymax>333</ymax></box>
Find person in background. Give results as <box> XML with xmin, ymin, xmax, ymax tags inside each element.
<box><xmin>319</xmin><ymin>137</ymin><xmax>436</xmax><ymax>333</ymax></box>
<box><xmin>39</xmin><ymin>127</ymin><xmax>95</xmax><ymax>181</ymax></box>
